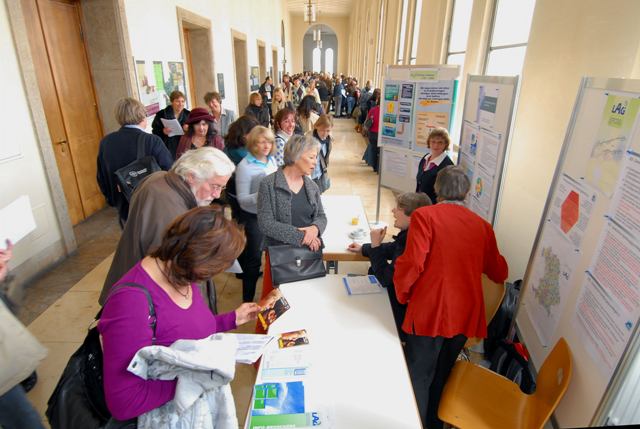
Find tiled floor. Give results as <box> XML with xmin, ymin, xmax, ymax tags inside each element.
<box><xmin>24</xmin><ymin>117</ymin><xmax>398</xmax><ymax>428</ymax></box>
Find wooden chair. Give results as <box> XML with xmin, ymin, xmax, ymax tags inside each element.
<box><xmin>438</xmin><ymin>337</ymin><xmax>572</xmax><ymax>429</ymax></box>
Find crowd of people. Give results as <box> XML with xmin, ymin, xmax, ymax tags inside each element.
<box><xmin>0</xmin><ymin>71</ymin><xmax>508</xmax><ymax>429</ymax></box>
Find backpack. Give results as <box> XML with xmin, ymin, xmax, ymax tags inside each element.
<box><xmin>114</xmin><ymin>133</ymin><xmax>161</xmax><ymax>202</ymax></box>
<box><xmin>484</xmin><ymin>279</ymin><xmax>522</xmax><ymax>358</ymax></box>
<box><xmin>489</xmin><ymin>339</ymin><xmax>536</xmax><ymax>394</ymax></box>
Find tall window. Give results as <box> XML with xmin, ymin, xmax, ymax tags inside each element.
<box><xmin>409</xmin><ymin>0</ymin><xmax>423</xmax><ymax>64</ymax></box>
<box><xmin>485</xmin><ymin>0</ymin><xmax>536</xmax><ymax>75</ymax></box>
<box><xmin>445</xmin><ymin>0</ymin><xmax>473</xmax><ymax>67</ymax></box>
<box><xmin>374</xmin><ymin>0</ymin><xmax>386</xmax><ymax>85</ymax></box>
<box><xmin>396</xmin><ymin>0</ymin><xmax>409</xmax><ymax>64</ymax></box>
<box><xmin>312</xmin><ymin>47</ymin><xmax>321</xmax><ymax>72</ymax></box>
<box><xmin>324</xmin><ymin>48</ymin><xmax>334</xmax><ymax>74</ymax></box>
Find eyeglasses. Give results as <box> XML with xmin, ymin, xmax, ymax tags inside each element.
<box><xmin>209</xmin><ymin>184</ymin><xmax>226</xmax><ymax>192</ymax></box>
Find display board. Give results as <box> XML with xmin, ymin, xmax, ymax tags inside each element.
<box><xmin>458</xmin><ymin>75</ymin><xmax>519</xmax><ymax>224</ymax></box>
<box><xmin>516</xmin><ymin>77</ymin><xmax>640</xmax><ymax>427</ymax></box>
<box><xmin>377</xmin><ymin>65</ymin><xmax>460</xmax><ymax>194</ymax></box>
<box><xmin>133</xmin><ymin>59</ymin><xmax>189</xmax><ymax>117</ymax></box>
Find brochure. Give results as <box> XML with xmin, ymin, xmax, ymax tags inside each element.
<box><xmin>258</xmin><ymin>289</ymin><xmax>290</xmax><ymax>330</ymax></box>
<box><xmin>343</xmin><ymin>275</ymin><xmax>383</xmax><ymax>295</ymax></box>
<box><xmin>278</xmin><ymin>329</ymin><xmax>310</xmax><ymax>349</ymax></box>
<box><xmin>224</xmin><ymin>333</ymin><xmax>274</xmax><ymax>364</ymax></box>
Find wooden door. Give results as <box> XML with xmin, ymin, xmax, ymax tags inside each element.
<box><xmin>182</xmin><ymin>27</ymin><xmax>196</xmax><ymax>108</ymax></box>
<box><xmin>233</xmin><ymin>37</ymin><xmax>249</xmax><ymax>112</ymax></box>
<box><xmin>258</xmin><ymin>44</ymin><xmax>266</xmax><ymax>80</ymax></box>
<box><xmin>28</xmin><ymin>0</ymin><xmax>105</xmax><ymax>223</ymax></box>
<box><xmin>272</xmin><ymin>49</ymin><xmax>279</xmax><ymax>83</ymax></box>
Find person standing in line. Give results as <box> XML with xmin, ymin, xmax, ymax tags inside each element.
<box><xmin>204</xmin><ymin>91</ymin><xmax>236</xmax><ymax>138</ymax></box>
<box><xmin>175</xmin><ymin>108</ymin><xmax>224</xmax><ymax>158</ymax></box>
<box><xmin>235</xmin><ymin>126</ymin><xmax>278</xmax><ymax>302</ymax></box>
<box><xmin>259</xmin><ymin>76</ymin><xmax>274</xmax><ymax>119</ymax></box>
<box><xmin>317</xmin><ymin>78</ymin><xmax>330</xmax><ymax>114</ymax></box>
<box><xmin>151</xmin><ymin>90</ymin><xmax>190</xmax><ymax>159</ymax></box>
<box><xmin>281</xmin><ymin>74</ymin><xmax>293</xmax><ymax>102</ymax></box>
<box><xmin>244</xmin><ymin>92</ymin><xmax>271</xmax><ymax>128</ymax></box>
<box><xmin>332</xmin><ymin>77</ymin><xmax>344</xmax><ymax>118</ymax></box>
<box><xmin>273</xmin><ymin>108</ymin><xmax>297</xmax><ymax>167</ymax></box>
<box><xmin>415</xmin><ymin>128</ymin><xmax>454</xmax><ymax>205</ymax></box>
<box><xmin>394</xmin><ymin>166</ymin><xmax>508</xmax><ymax>429</ymax></box>
<box><xmin>97</xmin><ymin>98</ymin><xmax>173</xmax><ymax>225</ymax></box>
<box><xmin>308</xmin><ymin>114</ymin><xmax>333</xmax><ymax>193</ymax></box>
<box><xmin>366</xmin><ymin>92</ymin><xmax>381</xmax><ymax>172</ymax></box>
<box><xmin>271</xmin><ymin>87</ymin><xmax>293</xmax><ymax>119</ymax></box>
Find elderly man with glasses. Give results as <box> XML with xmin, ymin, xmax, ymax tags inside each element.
<box><xmin>99</xmin><ymin>147</ymin><xmax>235</xmax><ymax>312</ymax></box>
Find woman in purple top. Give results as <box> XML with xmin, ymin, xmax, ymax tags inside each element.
<box><xmin>98</xmin><ymin>206</ymin><xmax>260</xmax><ymax>422</ymax></box>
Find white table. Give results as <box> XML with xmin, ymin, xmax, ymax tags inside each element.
<box><xmin>321</xmin><ymin>195</ymin><xmax>371</xmax><ymax>269</ymax></box>
<box><xmin>246</xmin><ymin>275</ymin><xmax>422</xmax><ymax>429</ymax></box>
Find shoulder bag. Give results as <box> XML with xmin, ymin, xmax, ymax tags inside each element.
<box><xmin>114</xmin><ymin>134</ymin><xmax>162</xmax><ymax>202</ymax></box>
<box><xmin>46</xmin><ymin>283</ymin><xmax>156</xmax><ymax>429</ymax></box>
<box><xmin>268</xmin><ymin>244</ymin><xmax>326</xmax><ymax>286</ymax></box>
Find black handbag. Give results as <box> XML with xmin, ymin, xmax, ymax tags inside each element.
<box><xmin>268</xmin><ymin>244</ymin><xmax>326</xmax><ymax>285</ymax></box>
<box><xmin>114</xmin><ymin>134</ymin><xmax>161</xmax><ymax>202</ymax></box>
<box><xmin>46</xmin><ymin>283</ymin><xmax>156</xmax><ymax>429</ymax></box>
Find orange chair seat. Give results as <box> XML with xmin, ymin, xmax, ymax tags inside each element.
<box><xmin>439</xmin><ymin>361</ymin><xmax>530</xmax><ymax>429</ymax></box>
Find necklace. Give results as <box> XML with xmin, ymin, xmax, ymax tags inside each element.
<box><xmin>155</xmin><ymin>258</ymin><xmax>191</xmax><ymax>300</ymax></box>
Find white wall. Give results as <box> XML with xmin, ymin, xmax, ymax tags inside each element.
<box><xmin>0</xmin><ymin>3</ymin><xmax>63</xmax><ymax>274</ymax></box>
<box><xmin>123</xmin><ymin>0</ymin><xmax>286</xmax><ymax>114</ymax></box>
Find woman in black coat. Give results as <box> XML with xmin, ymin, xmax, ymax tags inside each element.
<box><xmin>244</xmin><ymin>92</ymin><xmax>271</xmax><ymax>128</ymax></box>
<box><xmin>415</xmin><ymin>128</ymin><xmax>454</xmax><ymax>204</ymax></box>
<box><xmin>151</xmin><ymin>90</ymin><xmax>190</xmax><ymax>159</ymax></box>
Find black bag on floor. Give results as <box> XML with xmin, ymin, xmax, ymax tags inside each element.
<box><xmin>484</xmin><ymin>279</ymin><xmax>522</xmax><ymax>358</ymax></box>
<box><xmin>114</xmin><ymin>134</ymin><xmax>161</xmax><ymax>202</ymax></box>
<box><xmin>489</xmin><ymin>340</ymin><xmax>536</xmax><ymax>394</ymax></box>
<box><xmin>46</xmin><ymin>283</ymin><xmax>156</xmax><ymax>429</ymax></box>
<box><xmin>268</xmin><ymin>244</ymin><xmax>326</xmax><ymax>285</ymax></box>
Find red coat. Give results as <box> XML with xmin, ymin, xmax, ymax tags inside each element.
<box><xmin>394</xmin><ymin>203</ymin><xmax>508</xmax><ymax>338</ymax></box>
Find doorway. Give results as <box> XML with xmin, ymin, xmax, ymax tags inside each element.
<box><xmin>257</xmin><ymin>41</ymin><xmax>267</xmax><ymax>80</ymax></box>
<box><xmin>232</xmin><ymin>31</ymin><xmax>249</xmax><ymax>113</ymax></box>
<box><xmin>22</xmin><ymin>0</ymin><xmax>105</xmax><ymax>225</ymax></box>
<box><xmin>178</xmin><ymin>8</ymin><xmax>214</xmax><ymax>109</ymax></box>
<box><xmin>272</xmin><ymin>47</ymin><xmax>279</xmax><ymax>84</ymax></box>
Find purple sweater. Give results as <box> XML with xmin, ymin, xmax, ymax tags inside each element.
<box><xmin>97</xmin><ymin>262</ymin><xmax>237</xmax><ymax>420</ymax></box>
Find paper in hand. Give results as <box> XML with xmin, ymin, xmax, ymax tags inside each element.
<box><xmin>160</xmin><ymin>118</ymin><xmax>185</xmax><ymax>137</ymax></box>
<box><xmin>0</xmin><ymin>196</ymin><xmax>36</xmax><ymax>245</ymax></box>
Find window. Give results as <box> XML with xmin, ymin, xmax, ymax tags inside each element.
<box><xmin>485</xmin><ymin>0</ymin><xmax>536</xmax><ymax>75</ymax></box>
<box><xmin>409</xmin><ymin>0</ymin><xmax>423</xmax><ymax>65</ymax></box>
<box><xmin>324</xmin><ymin>48</ymin><xmax>334</xmax><ymax>74</ymax></box>
<box><xmin>446</xmin><ymin>0</ymin><xmax>473</xmax><ymax>66</ymax></box>
<box><xmin>396</xmin><ymin>0</ymin><xmax>409</xmax><ymax>64</ymax></box>
<box><xmin>374</xmin><ymin>0</ymin><xmax>386</xmax><ymax>85</ymax></box>
<box><xmin>312</xmin><ymin>47</ymin><xmax>321</xmax><ymax>72</ymax></box>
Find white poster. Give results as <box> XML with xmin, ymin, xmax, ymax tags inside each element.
<box><xmin>524</xmin><ymin>225</ymin><xmax>580</xmax><ymax>346</ymax></box>
<box><xmin>549</xmin><ymin>174</ymin><xmax>598</xmax><ymax>248</ymax></box>
<box><xmin>477</xmin><ymin>128</ymin><xmax>501</xmax><ymax>173</ymax></box>
<box><xmin>380</xmin><ymin>80</ymin><xmax>415</xmax><ymax>149</ymax></box>
<box><xmin>382</xmin><ymin>150</ymin><xmax>408</xmax><ymax>177</ymax></box>
<box><xmin>476</xmin><ymin>84</ymin><xmax>499</xmax><ymax>129</ymax></box>
<box><xmin>609</xmin><ymin>150</ymin><xmax>640</xmax><ymax>241</ymax></box>
<box><xmin>460</xmin><ymin>120</ymin><xmax>479</xmax><ymax>162</ymax></box>
<box><xmin>469</xmin><ymin>165</ymin><xmax>493</xmax><ymax>221</ymax></box>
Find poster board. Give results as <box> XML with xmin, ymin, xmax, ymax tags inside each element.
<box><xmin>378</xmin><ymin>65</ymin><xmax>460</xmax><ymax>194</ymax></box>
<box><xmin>458</xmin><ymin>75</ymin><xmax>519</xmax><ymax>224</ymax></box>
<box><xmin>515</xmin><ymin>77</ymin><xmax>640</xmax><ymax>427</ymax></box>
<box><xmin>134</xmin><ymin>59</ymin><xmax>189</xmax><ymax>118</ymax></box>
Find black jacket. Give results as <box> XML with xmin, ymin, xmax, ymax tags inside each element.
<box><xmin>96</xmin><ymin>127</ymin><xmax>173</xmax><ymax>221</ymax></box>
<box><xmin>245</xmin><ymin>104</ymin><xmax>271</xmax><ymax>127</ymax></box>
<box><xmin>151</xmin><ymin>105</ymin><xmax>190</xmax><ymax>159</ymax></box>
<box><xmin>416</xmin><ymin>155</ymin><xmax>454</xmax><ymax>204</ymax></box>
<box><xmin>317</xmin><ymin>81</ymin><xmax>330</xmax><ymax>101</ymax></box>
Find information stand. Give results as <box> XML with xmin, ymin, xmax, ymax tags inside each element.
<box><xmin>375</xmin><ymin>65</ymin><xmax>459</xmax><ymax>221</ymax></box>
<box><xmin>515</xmin><ymin>77</ymin><xmax>640</xmax><ymax>427</ymax></box>
<box><xmin>458</xmin><ymin>75</ymin><xmax>519</xmax><ymax>224</ymax></box>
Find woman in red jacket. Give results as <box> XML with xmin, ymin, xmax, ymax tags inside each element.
<box><xmin>394</xmin><ymin>165</ymin><xmax>508</xmax><ymax>429</ymax></box>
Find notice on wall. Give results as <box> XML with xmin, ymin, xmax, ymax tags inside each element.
<box><xmin>135</xmin><ymin>59</ymin><xmax>189</xmax><ymax>117</ymax></box>
<box><xmin>460</xmin><ymin>120</ymin><xmax>479</xmax><ymax>162</ymax></box>
<box><xmin>469</xmin><ymin>165</ymin><xmax>494</xmax><ymax>221</ymax></box>
<box><xmin>413</xmin><ymin>81</ymin><xmax>455</xmax><ymax>151</ymax></box>
<box><xmin>381</xmin><ymin>80</ymin><xmax>415</xmax><ymax>149</ymax></box>
<box><xmin>476</xmin><ymin>84</ymin><xmax>499</xmax><ymax>129</ymax></box>
<box><xmin>524</xmin><ymin>226</ymin><xmax>580</xmax><ymax>346</ymax></box>
<box><xmin>382</xmin><ymin>150</ymin><xmax>408</xmax><ymax>178</ymax></box>
<box><xmin>609</xmin><ymin>150</ymin><xmax>640</xmax><ymax>241</ymax></box>
<box><xmin>549</xmin><ymin>174</ymin><xmax>597</xmax><ymax>248</ymax></box>
<box><xmin>585</xmin><ymin>95</ymin><xmax>640</xmax><ymax>197</ymax></box>
<box><xmin>458</xmin><ymin>152</ymin><xmax>475</xmax><ymax>182</ymax></box>
<box><xmin>477</xmin><ymin>128</ymin><xmax>501</xmax><ymax>173</ymax></box>
<box><xmin>574</xmin><ymin>219</ymin><xmax>640</xmax><ymax>377</ymax></box>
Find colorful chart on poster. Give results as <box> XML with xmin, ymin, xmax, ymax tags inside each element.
<box><xmin>549</xmin><ymin>174</ymin><xmax>597</xmax><ymax>248</ymax></box>
<box><xmin>380</xmin><ymin>80</ymin><xmax>415</xmax><ymax>149</ymax></box>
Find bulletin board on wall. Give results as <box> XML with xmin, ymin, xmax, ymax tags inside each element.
<box><xmin>133</xmin><ymin>59</ymin><xmax>190</xmax><ymax>118</ymax></box>
<box><xmin>377</xmin><ymin>65</ymin><xmax>460</xmax><ymax>194</ymax></box>
<box><xmin>515</xmin><ymin>77</ymin><xmax>640</xmax><ymax>428</ymax></box>
<box><xmin>458</xmin><ymin>75</ymin><xmax>519</xmax><ymax>225</ymax></box>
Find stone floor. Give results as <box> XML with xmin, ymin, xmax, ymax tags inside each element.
<box><xmin>23</xmin><ymin>117</ymin><xmax>399</xmax><ymax>428</ymax></box>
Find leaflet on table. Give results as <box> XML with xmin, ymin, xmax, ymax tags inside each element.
<box><xmin>0</xmin><ymin>195</ymin><xmax>36</xmax><ymax>245</ymax></box>
<box><xmin>380</xmin><ymin>80</ymin><xmax>414</xmax><ymax>150</ymax></box>
<box><xmin>224</xmin><ymin>333</ymin><xmax>275</xmax><ymax>364</ymax></box>
<box><xmin>278</xmin><ymin>329</ymin><xmax>310</xmax><ymax>349</ymax></box>
<box><xmin>343</xmin><ymin>275</ymin><xmax>383</xmax><ymax>295</ymax></box>
<box><xmin>608</xmin><ymin>150</ymin><xmax>640</xmax><ymax>242</ymax></box>
<box><xmin>413</xmin><ymin>80</ymin><xmax>454</xmax><ymax>152</ymax></box>
<box><xmin>548</xmin><ymin>173</ymin><xmax>597</xmax><ymax>248</ymax></box>
<box><xmin>258</xmin><ymin>289</ymin><xmax>290</xmax><ymax>330</ymax></box>
<box><xmin>261</xmin><ymin>346</ymin><xmax>312</xmax><ymax>380</ymax></box>
<box><xmin>160</xmin><ymin>118</ymin><xmax>184</xmax><ymax>137</ymax></box>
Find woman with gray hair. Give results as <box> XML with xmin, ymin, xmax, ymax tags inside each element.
<box><xmin>256</xmin><ymin>134</ymin><xmax>327</xmax><ymax>298</ymax></box>
<box><xmin>394</xmin><ymin>166</ymin><xmax>508</xmax><ymax>429</ymax></box>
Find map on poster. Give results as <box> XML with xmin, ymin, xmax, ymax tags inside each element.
<box><xmin>524</xmin><ymin>226</ymin><xmax>579</xmax><ymax>346</ymax></box>
<box><xmin>586</xmin><ymin>95</ymin><xmax>640</xmax><ymax>197</ymax></box>
<box><xmin>549</xmin><ymin>174</ymin><xmax>597</xmax><ymax>248</ymax></box>
<box><xmin>413</xmin><ymin>81</ymin><xmax>454</xmax><ymax>151</ymax></box>
<box><xmin>381</xmin><ymin>80</ymin><xmax>415</xmax><ymax>149</ymax></box>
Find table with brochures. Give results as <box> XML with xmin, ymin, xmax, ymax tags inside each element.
<box><xmin>320</xmin><ymin>195</ymin><xmax>370</xmax><ymax>270</ymax></box>
<box><xmin>245</xmin><ymin>275</ymin><xmax>422</xmax><ymax>429</ymax></box>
